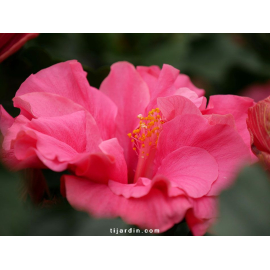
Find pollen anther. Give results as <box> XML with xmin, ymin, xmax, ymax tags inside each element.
<box><xmin>128</xmin><ymin>108</ymin><xmax>165</xmax><ymax>158</ymax></box>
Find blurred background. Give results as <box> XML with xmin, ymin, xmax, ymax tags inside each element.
<box><xmin>1</xmin><ymin>33</ymin><xmax>270</xmax><ymax>236</ymax></box>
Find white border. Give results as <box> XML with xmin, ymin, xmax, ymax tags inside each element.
<box><xmin>1</xmin><ymin>0</ymin><xmax>269</xmax><ymax>33</ymax></box>
<box><xmin>0</xmin><ymin>237</ymin><xmax>269</xmax><ymax>269</ymax></box>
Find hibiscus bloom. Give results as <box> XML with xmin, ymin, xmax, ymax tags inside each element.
<box><xmin>0</xmin><ymin>60</ymin><xmax>253</xmax><ymax>235</ymax></box>
<box><xmin>247</xmin><ymin>96</ymin><xmax>270</xmax><ymax>169</ymax></box>
<box><xmin>0</xmin><ymin>33</ymin><xmax>39</xmax><ymax>63</ymax></box>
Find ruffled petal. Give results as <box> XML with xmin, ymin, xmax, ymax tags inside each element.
<box><xmin>0</xmin><ymin>105</ymin><xmax>14</xmax><ymax>136</ymax></box>
<box><xmin>174</xmin><ymin>74</ymin><xmax>205</xmax><ymax>97</ymax></box>
<box><xmin>13</xmin><ymin>92</ymin><xmax>85</xmax><ymax>119</ymax></box>
<box><xmin>98</xmin><ymin>138</ymin><xmax>128</xmax><ymax>184</ymax></box>
<box><xmin>27</xmin><ymin>111</ymin><xmax>94</xmax><ymax>153</ymax></box>
<box><xmin>146</xmin><ymin>64</ymin><xmax>180</xmax><ymax>109</ymax></box>
<box><xmin>155</xmin><ymin>146</ymin><xmax>218</xmax><ymax>198</ymax></box>
<box><xmin>157</xmin><ymin>114</ymin><xmax>251</xmax><ymax>195</ymax></box>
<box><xmin>2</xmin><ymin>111</ymin><xmax>103</xmax><ymax>172</ymax></box>
<box><xmin>2</xmin><ymin>115</ymin><xmax>30</xmax><ymax>151</ymax></box>
<box><xmin>136</xmin><ymin>65</ymin><xmax>160</xmax><ymax>94</ymax></box>
<box><xmin>203</xmin><ymin>114</ymin><xmax>236</xmax><ymax>128</ymax></box>
<box><xmin>173</xmin><ymin>88</ymin><xmax>205</xmax><ymax>109</ymax></box>
<box><xmin>157</xmin><ymin>95</ymin><xmax>201</xmax><ymax>121</ymax></box>
<box><xmin>66</xmin><ymin>139</ymin><xmax>128</xmax><ymax>184</ymax></box>
<box><xmin>203</xmin><ymin>95</ymin><xmax>256</xmax><ymax>160</ymax></box>
<box><xmin>108</xmin><ymin>176</ymin><xmax>185</xmax><ymax>199</ymax></box>
<box><xmin>137</xmin><ymin>65</ymin><xmax>205</xmax><ymax>101</ymax></box>
<box><xmin>185</xmin><ymin>196</ymin><xmax>218</xmax><ymax>236</ymax></box>
<box><xmin>62</xmin><ymin>174</ymin><xmax>191</xmax><ymax>233</ymax></box>
<box><xmin>15</xmin><ymin>60</ymin><xmax>117</xmax><ymax>140</ymax></box>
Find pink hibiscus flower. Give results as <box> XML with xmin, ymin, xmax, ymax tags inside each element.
<box><xmin>0</xmin><ymin>60</ymin><xmax>253</xmax><ymax>235</ymax></box>
<box><xmin>0</xmin><ymin>33</ymin><xmax>39</xmax><ymax>63</ymax></box>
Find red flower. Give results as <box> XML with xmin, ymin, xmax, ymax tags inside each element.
<box><xmin>0</xmin><ymin>60</ymin><xmax>254</xmax><ymax>235</ymax></box>
<box><xmin>0</xmin><ymin>33</ymin><xmax>39</xmax><ymax>63</ymax></box>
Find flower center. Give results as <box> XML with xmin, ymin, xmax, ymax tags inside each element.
<box><xmin>127</xmin><ymin>108</ymin><xmax>165</xmax><ymax>183</ymax></box>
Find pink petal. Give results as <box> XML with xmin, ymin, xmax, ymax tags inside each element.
<box><xmin>137</xmin><ymin>65</ymin><xmax>206</xmax><ymax>100</ymax></box>
<box><xmin>69</xmin><ymin>139</ymin><xmax>128</xmax><ymax>184</ymax></box>
<box><xmin>108</xmin><ymin>177</ymin><xmax>154</xmax><ymax>199</ymax></box>
<box><xmin>190</xmin><ymin>196</ymin><xmax>218</xmax><ymax>220</ymax></box>
<box><xmin>3</xmin><ymin>111</ymin><xmax>103</xmax><ymax>172</ymax></box>
<box><xmin>173</xmin><ymin>87</ymin><xmax>205</xmax><ymax>108</ymax></box>
<box><xmin>198</xmin><ymin>96</ymin><xmax>207</xmax><ymax>110</ymax></box>
<box><xmin>108</xmin><ymin>176</ymin><xmax>185</xmax><ymax>199</ymax></box>
<box><xmin>2</xmin><ymin>115</ymin><xmax>30</xmax><ymax>151</ymax></box>
<box><xmin>137</xmin><ymin>65</ymin><xmax>160</xmax><ymax>78</ymax></box>
<box><xmin>14</xmin><ymin>95</ymin><xmax>102</xmax><ymax>152</ymax></box>
<box><xmin>62</xmin><ymin>174</ymin><xmax>191</xmax><ymax>233</ymax></box>
<box><xmin>136</xmin><ymin>65</ymin><xmax>161</xmax><ymax>94</ymax></box>
<box><xmin>1</xmin><ymin>147</ymin><xmax>45</xmax><ymax>171</ymax></box>
<box><xmin>146</xmin><ymin>64</ymin><xmax>180</xmax><ymax>109</ymax></box>
<box><xmin>203</xmin><ymin>114</ymin><xmax>236</xmax><ymax>128</ymax></box>
<box><xmin>185</xmin><ymin>196</ymin><xmax>218</xmax><ymax>236</ymax></box>
<box><xmin>157</xmin><ymin>114</ymin><xmax>251</xmax><ymax>195</ymax></box>
<box><xmin>27</xmin><ymin>111</ymin><xmax>101</xmax><ymax>154</ymax></box>
<box><xmin>13</xmin><ymin>92</ymin><xmax>86</xmax><ymax>119</ymax></box>
<box><xmin>174</xmin><ymin>74</ymin><xmax>205</xmax><ymax>97</ymax></box>
<box><xmin>0</xmin><ymin>105</ymin><xmax>14</xmax><ymax>136</ymax></box>
<box><xmin>186</xmin><ymin>213</ymin><xmax>216</xmax><ymax>236</ymax></box>
<box><xmin>98</xmin><ymin>138</ymin><xmax>128</xmax><ymax>184</ymax></box>
<box><xmin>86</xmin><ymin>86</ymin><xmax>117</xmax><ymax>140</ymax></box>
<box><xmin>1</xmin><ymin>115</ymin><xmax>70</xmax><ymax>171</ymax></box>
<box><xmin>157</xmin><ymin>95</ymin><xmax>201</xmax><ymax>121</ymax></box>
<box><xmin>203</xmin><ymin>95</ymin><xmax>256</xmax><ymax>161</ymax></box>
<box><xmin>155</xmin><ymin>146</ymin><xmax>218</xmax><ymax>198</ymax></box>
<box><xmin>100</xmin><ymin>61</ymin><xmax>150</xmax><ymax>175</ymax></box>
<box><xmin>15</xmin><ymin>60</ymin><xmax>117</xmax><ymax>140</ymax></box>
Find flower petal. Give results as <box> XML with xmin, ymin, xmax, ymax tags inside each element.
<box><xmin>0</xmin><ymin>105</ymin><xmax>14</xmax><ymax>136</ymax></box>
<box><xmin>157</xmin><ymin>114</ymin><xmax>251</xmax><ymax>195</ymax></box>
<box><xmin>3</xmin><ymin>111</ymin><xmax>102</xmax><ymax>172</ymax></box>
<box><xmin>185</xmin><ymin>196</ymin><xmax>218</xmax><ymax>236</ymax></box>
<box><xmin>203</xmin><ymin>114</ymin><xmax>236</xmax><ymax>128</ymax></box>
<box><xmin>100</xmin><ymin>61</ymin><xmax>150</xmax><ymax>175</ymax></box>
<box><xmin>137</xmin><ymin>65</ymin><xmax>205</xmax><ymax>99</ymax></box>
<box><xmin>98</xmin><ymin>138</ymin><xmax>128</xmax><ymax>184</ymax></box>
<box><xmin>27</xmin><ymin>111</ymin><xmax>101</xmax><ymax>154</ymax></box>
<box><xmin>15</xmin><ymin>60</ymin><xmax>117</xmax><ymax>140</ymax></box>
<box><xmin>174</xmin><ymin>74</ymin><xmax>205</xmax><ymax>97</ymax></box>
<box><xmin>157</xmin><ymin>95</ymin><xmax>201</xmax><ymax>121</ymax></box>
<box><xmin>13</xmin><ymin>92</ymin><xmax>85</xmax><ymax>119</ymax></box>
<box><xmin>155</xmin><ymin>146</ymin><xmax>218</xmax><ymax>198</ymax></box>
<box><xmin>136</xmin><ymin>65</ymin><xmax>160</xmax><ymax>94</ymax></box>
<box><xmin>67</xmin><ymin>139</ymin><xmax>128</xmax><ymax>184</ymax></box>
<box><xmin>203</xmin><ymin>95</ymin><xmax>256</xmax><ymax>160</ymax></box>
<box><xmin>146</xmin><ymin>64</ymin><xmax>180</xmax><ymax>109</ymax></box>
<box><xmin>62</xmin><ymin>174</ymin><xmax>191</xmax><ymax>233</ymax></box>
<box><xmin>173</xmin><ymin>87</ymin><xmax>205</xmax><ymax>109</ymax></box>
<box><xmin>108</xmin><ymin>176</ymin><xmax>185</xmax><ymax>199</ymax></box>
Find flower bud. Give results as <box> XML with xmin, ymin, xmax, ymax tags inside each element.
<box><xmin>247</xmin><ymin>96</ymin><xmax>270</xmax><ymax>169</ymax></box>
